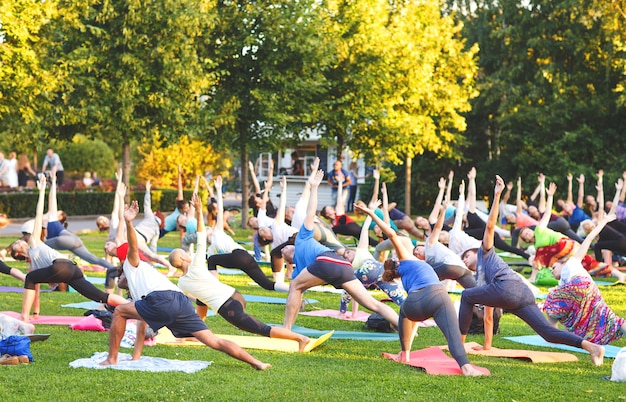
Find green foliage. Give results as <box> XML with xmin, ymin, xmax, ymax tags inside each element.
<box><xmin>54</xmin><ymin>135</ymin><xmax>116</xmax><ymax>178</ymax></box>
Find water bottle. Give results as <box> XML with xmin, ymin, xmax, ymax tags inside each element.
<box><xmin>339</xmin><ymin>291</ymin><xmax>351</xmax><ymax>313</ymax></box>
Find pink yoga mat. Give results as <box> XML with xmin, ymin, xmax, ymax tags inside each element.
<box><xmin>382</xmin><ymin>347</ymin><xmax>491</xmax><ymax>376</ymax></box>
<box><xmin>1</xmin><ymin>311</ymin><xmax>85</xmax><ymax>325</ymax></box>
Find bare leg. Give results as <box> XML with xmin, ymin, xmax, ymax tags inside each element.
<box><xmin>283</xmin><ymin>270</ymin><xmax>325</xmax><ymax>330</ymax></box>
<box><xmin>100</xmin><ymin>303</ymin><xmax>142</xmax><ymax>366</ymax></box>
<box><xmin>342</xmin><ymin>279</ymin><xmax>399</xmax><ymax>327</ymax></box>
<box><xmin>610</xmin><ymin>268</ymin><xmax>626</xmax><ymax>282</ymax></box>
<box><xmin>196</xmin><ymin>304</ymin><xmax>208</xmax><ymax>320</ymax></box>
<box><xmin>192</xmin><ymin>329</ymin><xmax>271</xmax><ymax>370</ymax></box>
<box><xmin>21</xmin><ymin>288</ymin><xmax>37</xmax><ymax>322</ymax></box>
<box><xmin>398</xmin><ymin>316</ymin><xmax>417</xmax><ymax>363</ymax></box>
<box><xmin>269</xmin><ymin>327</ymin><xmax>310</xmax><ymax>352</ymax></box>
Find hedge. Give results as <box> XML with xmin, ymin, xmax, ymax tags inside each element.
<box><xmin>0</xmin><ymin>189</ymin><xmax>196</xmax><ymax>218</ymax></box>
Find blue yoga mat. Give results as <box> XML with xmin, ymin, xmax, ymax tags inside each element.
<box><xmin>243</xmin><ymin>295</ymin><xmax>318</xmax><ymax>305</ymax></box>
<box><xmin>269</xmin><ymin>324</ymin><xmax>398</xmax><ymax>341</ymax></box>
<box><xmin>503</xmin><ymin>335</ymin><xmax>622</xmax><ymax>359</ymax></box>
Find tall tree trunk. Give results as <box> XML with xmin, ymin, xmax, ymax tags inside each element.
<box><xmin>405</xmin><ymin>155</ymin><xmax>412</xmax><ymax>216</ymax></box>
<box><xmin>122</xmin><ymin>135</ymin><xmax>131</xmax><ymax>204</ymax></box>
<box><xmin>240</xmin><ymin>146</ymin><xmax>249</xmax><ymax>228</ymax></box>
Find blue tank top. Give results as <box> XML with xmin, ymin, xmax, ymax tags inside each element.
<box><xmin>398</xmin><ymin>259</ymin><xmax>440</xmax><ymax>292</ymax></box>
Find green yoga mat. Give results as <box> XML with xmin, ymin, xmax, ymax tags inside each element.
<box><xmin>503</xmin><ymin>335</ymin><xmax>621</xmax><ymax>358</ymax></box>
<box><xmin>270</xmin><ymin>324</ymin><xmax>398</xmax><ymax>341</ymax></box>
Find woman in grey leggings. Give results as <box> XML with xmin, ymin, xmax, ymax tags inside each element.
<box><xmin>355</xmin><ymin>201</ymin><xmax>485</xmax><ymax>376</ymax></box>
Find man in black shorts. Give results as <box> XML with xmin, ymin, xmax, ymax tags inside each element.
<box><xmin>99</xmin><ymin>198</ymin><xmax>270</xmax><ymax>370</ymax></box>
<box><xmin>281</xmin><ymin>166</ymin><xmax>399</xmax><ymax>331</ymax></box>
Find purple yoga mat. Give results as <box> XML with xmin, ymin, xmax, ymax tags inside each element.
<box><xmin>0</xmin><ymin>286</ymin><xmax>51</xmax><ymax>293</ymax></box>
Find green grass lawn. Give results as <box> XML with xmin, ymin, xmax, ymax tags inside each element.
<box><xmin>1</xmin><ymin>229</ymin><xmax>626</xmax><ymax>401</ymax></box>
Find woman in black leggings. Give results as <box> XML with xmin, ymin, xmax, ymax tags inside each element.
<box><xmin>21</xmin><ymin>259</ymin><xmax>127</xmax><ymax>322</ymax></box>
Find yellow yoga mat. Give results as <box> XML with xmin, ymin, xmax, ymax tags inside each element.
<box><xmin>440</xmin><ymin>342</ymin><xmax>578</xmax><ymax>363</ymax></box>
<box><xmin>156</xmin><ymin>327</ymin><xmax>334</xmax><ymax>353</ymax></box>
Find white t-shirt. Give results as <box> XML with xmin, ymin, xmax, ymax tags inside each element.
<box><xmin>207</xmin><ymin>230</ymin><xmax>244</xmax><ymax>256</ymax></box>
<box><xmin>123</xmin><ymin>259</ymin><xmax>181</xmax><ymax>302</ymax></box>
<box><xmin>178</xmin><ymin>229</ymin><xmax>235</xmax><ymax>311</ymax></box>
<box><xmin>425</xmin><ymin>241</ymin><xmax>467</xmax><ymax>269</ymax></box>
<box><xmin>29</xmin><ymin>243</ymin><xmax>64</xmax><ymax>270</ymax></box>
<box><xmin>558</xmin><ymin>257</ymin><xmax>590</xmax><ymax>286</ymax></box>
<box><xmin>271</xmin><ymin>222</ymin><xmax>298</xmax><ymax>248</ymax></box>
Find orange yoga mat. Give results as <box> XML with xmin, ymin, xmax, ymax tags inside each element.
<box><xmin>439</xmin><ymin>341</ymin><xmax>578</xmax><ymax>363</ymax></box>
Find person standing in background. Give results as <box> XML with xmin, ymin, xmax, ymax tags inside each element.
<box><xmin>17</xmin><ymin>154</ymin><xmax>37</xmax><ymax>188</ymax></box>
<box><xmin>346</xmin><ymin>162</ymin><xmax>358</xmax><ymax>213</ymax></box>
<box><xmin>41</xmin><ymin>148</ymin><xmax>65</xmax><ymax>185</ymax></box>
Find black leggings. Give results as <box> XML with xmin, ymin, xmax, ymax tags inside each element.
<box><xmin>466</xmin><ymin>212</ymin><xmax>530</xmax><ymax>259</ymax></box>
<box><xmin>595</xmin><ymin>225</ymin><xmax>626</xmax><ymax>261</ymax></box>
<box><xmin>270</xmin><ymin>238</ymin><xmax>295</xmax><ymax>273</ymax></box>
<box><xmin>0</xmin><ymin>260</ymin><xmax>13</xmax><ymax>275</ymax></box>
<box><xmin>24</xmin><ymin>260</ymin><xmax>110</xmax><ymax>303</ymax></box>
<box><xmin>217</xmin><ymin>295</ymin><xmax>272</xmax><ymax>337</ymax></box>
<box><xmin>333</xmin><ymin>222</ymin><xmax>378</xmax><ymax>247</ymax></box>
<box><xmin>207</xmin><ymin>249</ymin><xmax>276</xmax><ymax>291</ymax></box>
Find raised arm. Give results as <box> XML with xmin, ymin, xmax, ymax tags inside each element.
<box><xmin>428</xmin><ymin>177</ymin><xmax>446</xmax><ymax>223</ymax></box>
<box><xmin>563</xmin><ymin>174</ymin><xmax>572</xmax><ymax>207</ymax></box>
<box><xmin>381</xmin><ymin>182</ymin><xmax>392</xmax><ymax>226</ymax></box>
<box><xmin>201</xmin><ymin>175</ymin><xmax>215</xmax><ymax>201</ymax></box>
<box><xmin>354</xmin><ymin>202</ymin><xmax>412</xmax><ymax>261</ymax></box>
<box><xmin>576</xmin><ymin>174</ymin><xmax>585</xmax><ymax>208</ymax></box>
<box><xmin>368</xmin><ymin>169</ymin><xmax>380</xmax><ymax>208</ymax></box>
<box><xmin>515</xmin><ymin>177</ymin><xmax>523</xmax><ymax>217</ymax></box>
<box><xmin>482</xmin><ymin>175</ymin><xmax>505</xmax><ymax>252</ymax></box>
<box><xmin>214</xmin><ymin>176</ymin><xmax>225</xmax><ymax>232</ymax></box>
<box><xmin>445</xmin><ymin>170</ymin><xmax>454</xmax><ymax>206</ymax></box>
<box><xmin>538</xmin><ymin>182</ymin><xmax>557</xmax><ymax>228</ymax></box>
<box><xmin>274</xmin><ymin>175</ymin><xmax>288</xmax><ymax>225</ymax></box>
<box><xmin>502</xmin><ymin>180</ymin><xmax>513</xmax><ymax>205</ymax></box>
<box><xmin>176</xmin><ymin>164</ymin><xmax>184</xmax><ymax>202</ymax></box>
<box><xmin>114</xmin><ymin>183</ymin><xmax>128</xmax><ymax>245</ymax></box>
<box><xmin>193</xmin><ymin>192</ymin><xmax>204</xmax><ymax>234</ymax></box>
<box><xmin>467</xmin><ymin>167</ymin><xmax>477</xmax><ymax>213</ymax></box>
<box><xmin>336</xmin><ymin>173</ymin><xmax>346</xmax><ymax>216</ymax></box>
<box><xmin>248</xmin><ymin>161</ymin><xmax>261</xmax><ymax>194</ymax></box>
<box><xmin>110</xmin><ymin>168</ymin><xmax>123</xmax><ymax>231</ymax></box>
<box><xmin>574</xmin><ymin>214</ymin><xmax>615</xmax><ymax>260</ymax></box>
<box><xmin>186</xmin><ymin>176</ymin><xmax>200</xmax><ymax>219</ymax></box>
<box><xmin>621</xmin><ymin>172</ymin><xmax>626</xmax><ymax>203</ymax></box>
<box><xmin>429</xmin><ymin>200</ymin><xmax>449</xmax><ymax>247</ymax></box>
<box><xmin>609</xmin><ymin>179</ymin><xmax>624</xmax><ymax>216</ymax></box>
<box><xmin>596</xmin><ymin>170</ymin><xmax>604</xmax><ymax>221</ymax></box>
<box><xmin>30</xmin><ymin>175</ymin><xmax>47</xmax><ymax>247</ymax></box>
<box><xmin>124</xmin><ymin>201</ymin><xmax>141</xmax><ymax>267</ymax></box>
<box><xmin>304</xmin><ymin>167</ymin><xmax>324</xmax><ymax>231</ymax></box>
<box><xmin>47</xmin><ymin>166</ymin><xmax>59</xmax><ymax>222</ymax></box>
<box><xmin>357</xmin><ymin>215</ymin><xmax>374</xmax><ymax>250</ymax></box>
<box><xmin>453</xmin><ymin>180</ymin><xmax>466</xmax><ymax>231</ymax></box>
<box><xmin>537</xmin><ymin>174</ymin><xmax>546</xmax><ymax>213</ymax></box>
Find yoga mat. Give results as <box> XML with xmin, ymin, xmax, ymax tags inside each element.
<box><xmin>280</xmin><ymin>324</ymin><xmax>399</xmax><ymax>341</ymax></box>
<box><xmin>243</xmin><ymin>295</ymin><xmax>319</xmax><ymax>305</ymax></box>
<box><xmin>156</xmin><ymin>327</ymin><xmax>333</xmax><ymax>353</ymax></box>
<box><xmin>0</xmin><ymin>286</ymin><xmax>52</xmax><ymax>293</ymax></box>
<box><xmin>218</xmin><ymin>268</ymin><xmax>245</xmax><ymax>275</ymax></box>
<box><xmin>62</xmin><ymin>301</ymin><xmax>105</xmax><ymax>310</ymax></box>
<box><xmin>440</xmin><ymin>341</ymin><xmax>578</xmax><ymax>363</ymax></box>
<box><xmin>79</xmin><ymin>265</ymin><xmax>107</xmax><ymax>272</ymax></box>
<box><xmin>70</xmin><ymin>351</ymin><xmax>211</xmax><ymax>373</ymax></box>
<box><xmin>27</xmin><ymin>334</ymin><xmax>51</xmax><ymax>342</ymax></box>
<box><xmin>300</xmin><ymin>309</ymin><xmax>372</xmax><ymax>322</ymax></box>
<box><xmin>382</xmin><ymin>347</ymin><xmax>490</xmax><ymax>376</ymax></box>
<box><xmin>1</xmin><ymin>311</ymin><xmax>85</xmax><ymax>325</ymax></box>
<box><xmin>247</xmin><ymin>282</ymin><xmax>344</xmax><ymax>294</ymax></box>
<box><xmin>504</xmin><ymin>335</ymin><xmax>621</xmax><ymax>359</ymax></box>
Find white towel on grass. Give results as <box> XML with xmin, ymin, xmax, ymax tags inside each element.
<box><xmin>70</xmin><ymin>352</ymin><xmax>212</xmax><ymax>373</ymax></box>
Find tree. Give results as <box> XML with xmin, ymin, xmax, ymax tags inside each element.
<box><xmin>205</xmin><ymin>0</ymin><xmax>332</xmax><ymax>226</ymax></box>
<box><xmin>47</xmin><ymin>0</ymin><xmax>216</xmax><ymax>190</ymax></box>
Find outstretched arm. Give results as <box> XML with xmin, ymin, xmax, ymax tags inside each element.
<box><xmin>609</xmin><ymin>179</ymin><xmax>624</xmax><ymax>216</ymax></box>
<box><xmin>482</xmin><ymin>175</ymin><xmax>505</xmax><ymax>252</ymax></box>
<box><xmin>186</xmin><ymin>176</ymin><xmax>200</xmax><ymax>219</ymax></box>
<box><xmin>621</xmin><ymin>172</ymin><xmax>626</xmax><ymax>203</ymax></box>
<box><xmin>47</xmin><ymin>166</ymin><xmax>59</xmax><ymax>222</ymax></box>
<box><xmin>429</xmin><ymin>200</ymin><xmax>448</xmax><ymax>247</ymax></box>
<box><xmin>354</xmin><ymin>202</ymin><xmax>412</xmax><ymax>261</ymax></box>
<box><xmin>537</xmin><ymin>174</ymin><xmax>546</xmax><ymax>213</ymax></box>
<box><xmin>31</xmin><ymin>175</ymin><xmax>47</xmax><ymax>247</ymax></box>
<box><xmin>110</xmin><ymin>168</ymin><xmax>123</xmax><ymax>231</ymax></box>
<box><xmin>576</xmin><ymin>174</ymin><xmax>585</xmax><ymax>208</ymax></box>
<box><xmin>596</xmin><ymin>170</ymin><xmax>604</xmax><ymax>221</ymax></box>
<box><xmin>176</xmin><ymin>164</ymin><xmax>184</xmax><ymax>201</ymax></box>
<box><xmin>368</xmin><ymin>169</ymin><xmax>380</xmax><ymax>208</ymax></box>
<box><xmin>357</xmin><ymin>215</ymin><xmax>375</xmax><ymax>250</ymax></box>
<box><xmin>274</xmin><ymin>176</ymin><xmax>288</xmax><ymax>225</ymax></box>
<box><xmin>538</xmin><ymin>182</ymin><xmax>557</xmax><ymax>228</ymax></box>
<box><xmin>381</xmin><ymin>182</ymin><xmax>392</xmax><ymax>226</ymax></box>
<box><xmin>114</xmin><ymin>183</ymin><xmax>128</xmax><ymax>245</ymax></box>
<box><xmin>453</xmin><ymin>180</ymin><xmax>466</xmax><ymax>231</ymax></box>
<box><xmin>336</xmin><ymin>173</ymin><xmax>346</xmax><ymax>216</ymax></box>
<box><xmin>248</xmin><ymin>161</ymin><xmax>261</xmax><ymax>194</ymax></box>
<box><xmin>467</xmin><ymin>167</ymin><xmax>477</xmax><ymax>213</ymax></box>
<box><xmin>575</xmin><ymin>214</ymin><xmax>615</xmax><ymax>259</ymax></box>
<box><xmin>515</xmin><ymin>177</ymin><xmax>523</xmax><ymax>217</ymax></box>
<box><xmin>445</xmin><ymin>170</ymin><xmax>454</xmax><ymax>205</ymax></box>
<box><xmin>428</xmin><ymin>177</ymin><xmax>446</xmax><ymax>224</ymax></box>
<box><xmin>566</xmin><ymin>173</ymin><xmax>574</xmax><ymax>206</ymax></box>
<box><xmin>304</xmin><ymin>165</ymin><xmax>324</xmax><ymax>231</ymax></box>
<box><xmin>124</xmin><ymin>201</ymin><xmax>141</xmax><ymax>267</ymax></box>
<box><xmin>214</xmin><ymin>176</ymin><xmax>225</xmax><ymax>232</ymax></box>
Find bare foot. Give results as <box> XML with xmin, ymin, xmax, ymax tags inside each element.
<box><xmin>20</xmin><ymin>315</ymin><xmax>30</xmax><ymax>323</ymax></box>
<box><xmin>395</xmin><ymin>350</ymin><xmax>410</xmax><ymax>363</ymax></box>
<box><xmin>590</xmin><ymin>344</ymin><xmax>605</xmax><ymax>366</ymax></box>
<box><xmin>254</xmin><ymin>362</ymin><xmax>272</xmax><ymax>370</ymax></box>
<box><xmin>99</xmin><ymin>357</ymin><xmax>117</xmax><ymax>366</ymax></box>
<box><xmin>298</xmin><ymin>336</ymin><xmax>311</xmax><ymax>352</ymax></box>
<box><xmin>461</xmin><ymin>364</ymin><xmax>487</xmax><ymax>376</ymax></box>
